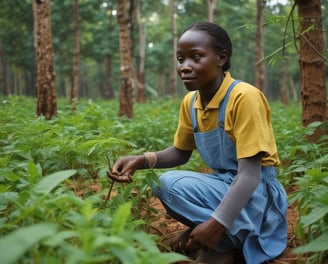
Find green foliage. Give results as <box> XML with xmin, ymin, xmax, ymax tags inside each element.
<box><xmin>0</xmin><ymin>96</ymin><xmax>187</xmax><ymax>264</ymax></box>
<box><xmin>266</xmin><ymin>103</ymin><xmax>328</xmax><ymax>262</ymax></box>
<box><xmin>1</xmin><ymin>96</ymin><xmax>328</xmax><ymax>262</ymax></box>
<box><xmin>280</xmin><ymin>118</ymin><xmax>328</xmax><ymax>263</ymax></box>
<box><xmin>0</xmin><ymin>223</ymin><xmax>59</xmax><ymax>264</ymax></box>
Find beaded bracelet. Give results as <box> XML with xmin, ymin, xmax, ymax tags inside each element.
<box><xmin>143</xmin><ymin>152</ymin><xmax>157</xmax><ymax>169</ymax></box>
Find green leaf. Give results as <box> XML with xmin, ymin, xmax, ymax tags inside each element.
<box><xmin>159</xmin><ymin>252</ymin><xmax>188</xmax><ymax>264</ymax></box>
<box><xmin>0</xmin><ymin>223</ymin><xmax>58</xmax><ymax>264</ymax></box>
<box><xmin>27</xmin><ymin>160</ymin><xmax>41</xmax><ymax>178</ymax></box>
<box><xmin>32</xmin><ymin>170</ymin><xmax>76</xmax><ymax>195</ymax></box>
<box><xmin>110</xmin><ymin>242</ymin><xmax>137</xmax><ymax>264</ymax></box>
<box><xmin>111</xmin><ymin>202</ymin><xmax>132</xmax><ymax>235</ymax></box>
<box><xmin>43</xmin><ymin>230</ymin><xmax>77</xmax><ymax>247</ymax></box>
<box><xmin>300</xmin><ymin>207</ymin><xmax>328</xmax><ymax>227</ymax></box>
<box><xmin>294</xmin><ymin>232</ymin><xmax>328</xmax><ymax>254</ymax></box>
<box><xmin>132</xmin><ymin>232</ymin><xmax>158</xmax><ymax>252</ymax></box>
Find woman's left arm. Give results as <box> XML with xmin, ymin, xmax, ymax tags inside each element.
<box><xmin>187</xmin><ymin>153</ymin><xmax>263</xmax><ymax>250</ymax></box>
<box><xmin>211</xmin><ymin>153</ymin><xmax>263</xmax><ymax>229</ymax></box>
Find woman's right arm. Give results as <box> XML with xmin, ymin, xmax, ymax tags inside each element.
<box><xmin>109</xmin><ymin>146</ymin><xmax>192</xmax><ymax>182</ymax></box>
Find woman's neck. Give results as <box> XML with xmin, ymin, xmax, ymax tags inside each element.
<box><xmin>199</xmin><ymin>74</ymin><xmax>225</xmax><ymax>109</ymax></box>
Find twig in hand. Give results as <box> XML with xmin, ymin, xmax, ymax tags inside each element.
<box><xmin>102</xmin><ymin>170</ymin><xmax>115</xmax><ymax>209</ymax></box>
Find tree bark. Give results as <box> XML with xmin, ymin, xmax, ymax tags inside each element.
<box><xmin>168</xmin><ymin>0</ymin><xmax>177</xmax><ymax>99</ymax></box>
<box><xmin>103</xmin><ymin>7</ymin><xmax>115</xmax><ymax>100</ymax></box>
<box><xmin>207</xmin><ymin>0</ymin><xmax>218</xmax><ymax>22</ymax></box>
<box><xmin>158</xmin><ymin>73</ymin><xmax>164</xmax><ymax>97</ymax></box>
<box><xmin>104</xmin><ymin>55</ymin><xmax>114</xmax><ymax>99</ymax></box>
<box><xmin>33</xmin><ymin>0</ymin><xmax>57</xmax><ymax>120</ymax></box>
<box><xmin>296</xmin><ymin>0</ymin><xmax>327</xmax><ymax>140</ymax></box>
<box><xmin>255</xmin><ymin>0</ymin><xmax>265</xmax><ymax>91</ymax></box>
<box><xmin>71</xmin><ymin>0</ymin><xmax>80</xmax><ymax>110</ymax></box>
<box><xmin>136</xmin><ymin>0</ymin><xmax>146</xmax><ymax>103</ymax></box>
<box><xmin>117</xmin><ymin>0</ymin><xmax>134</xmax><ymax>118</ymax></box>
<box><xmin>0</xmin><ymin>39</ymin><xmax>7</xmax><ymax>96</ymax></box>
<box><xmin>280</xmin><ymin>58</ymin><xmax>289</xmax><ymax>106</ymax></box>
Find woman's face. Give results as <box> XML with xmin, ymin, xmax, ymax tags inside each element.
<box><xmin>176</xmin><ymin>30</ymin><xmax>223</xmax><ymax>92</ymax></box>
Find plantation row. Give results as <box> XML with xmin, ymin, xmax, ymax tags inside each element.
<box><xmin>0</xmin><ymin>96</ymin><xmax>327</xmax><ymax>263</ymax></box>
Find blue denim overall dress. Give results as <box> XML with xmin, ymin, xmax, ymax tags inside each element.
<box><xmin>155</xmin><ymin>80</ymin><xmax>288</xmax><ymax>263</ymax></box>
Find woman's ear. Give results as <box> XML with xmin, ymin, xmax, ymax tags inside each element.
<box><xmin>217</xmin><ymin>50</ymin><xmax>228</xmax><ymax>67</ymax></box>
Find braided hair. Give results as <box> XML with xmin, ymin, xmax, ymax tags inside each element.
<box><xmin>183</xmin><ymin>22</ymin><xmax>232</xmax><ymax>71</ymax></box>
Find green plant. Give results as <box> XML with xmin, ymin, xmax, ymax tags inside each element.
<box><xmin>288</xmin><ymin>122</ymin><xmax>328</xmax><ymax>263</ymax></box>
<box><xmin>3</xmin><ymin>96</ymin><xmax>328</xmax><ymax>263</ymax></box>
<box><xmin>0</xmin><ymin>97</ymin><xmax>187</xmax><ymax>263</ymax></box>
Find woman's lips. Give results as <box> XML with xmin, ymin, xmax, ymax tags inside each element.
<box><xmin>181</xmin><ymin>77</ymin><xmax>196</xmax><ymax>83</ymax></box>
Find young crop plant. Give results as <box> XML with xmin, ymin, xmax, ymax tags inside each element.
<box><xmin>0</xmin><ymin>171</ymin><xmax>186</xmax><ymax>264</ymax></box>
<box><xmin>288</xmin><ymin>122</ymin><xmax>328</xmax><ymax>263</ymax></box>
<box><xmin>0</xmin><ymin>97</ymin><xmax>187</xmax><ymax>264</ymax></box>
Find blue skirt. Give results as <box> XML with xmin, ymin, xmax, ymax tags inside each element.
<box><xmin>154</xmin><ymin>166</ymin><xmax>288</xmax><ymax>264</ymax></box>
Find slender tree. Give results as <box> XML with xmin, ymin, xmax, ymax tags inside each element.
<box><xmin>280</xmin><ymin>58</ymin><xmax>289</xmax><ymax>106</ymax></box>
<box><xmin>104</xmin><ymin>54</ymin><xmax>114</xmax><ymax>99</ymax></box>
<box><xmin>0</xmin><ymin>39</ymin><xmax>6</xmax><ymax>96</ymax></box>
<box><xmin>32</xmin><ymin>0</ymin><xmax>57</xmax><ymax>120</ymax></box>
<box><xmin>207</xmin><ymin>0</ymin><xmax>218</xmax><ymax>22</ymax></box>
<box><xmin>295</xmin><ymin>0</ymin><xmax>327</xmax><ymax>140</ymax></box>
<box><xmin>117</xmin><ymin>0</ymin><xmax>134</xmax><ymax>118</ymax></box>
<box><xmin>168</xmin><ymin>0</ymin><xmax>177</xmax><ymax>99</ymax></box>
<box><xmin>104</xmin><ymin>12</ymin><xmax>115</xmax><ymax>100</ymax></box>
<box><xmin>71</xmin><ymin>0</ymin><xmax>80</xmax><ymax>110</ymax></box>
<box><xmin>135</xmin><ymin>0</ymin><xmax>146</xmax><ymax>103</ymax></box>
<box><xmin>255</xmin><ymin>0</ymin><xmax>265</xmax><ymax>91</ymax></box>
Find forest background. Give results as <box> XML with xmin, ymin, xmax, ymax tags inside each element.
<box><xmin>1</xmin><ymin>0</ymin><xmax>327</xmax><ymax>106</ymax></box>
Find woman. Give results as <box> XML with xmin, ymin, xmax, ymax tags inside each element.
<box><xmin>108</xmin><ymin>22</ymin><xmax>288</xmax><ymax>264</ymax></box>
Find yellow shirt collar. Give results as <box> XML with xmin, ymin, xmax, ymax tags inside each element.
<box><xmin>193</xmin><ymin>72</ymin><xmax>235</xmax><ymax>110</ymax></box>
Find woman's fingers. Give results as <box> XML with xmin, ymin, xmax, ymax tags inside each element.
<box><xmin>107</xmin><ymin>170</ymin><xmax>132</xmax><ymax>183</ymax></box>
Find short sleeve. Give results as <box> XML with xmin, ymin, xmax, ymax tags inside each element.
<box><xmin>225</xmin><ymin>84</ymin><xmax>280</xmax><ymax>165</ymax></box>
<box><xmin>173</xmin><ymin>92</ymin><xmax>196</xmax><ymax>150</ymax></box>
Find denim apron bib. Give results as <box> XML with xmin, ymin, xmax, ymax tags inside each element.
<box><xmin>155</xmin><ymin>80</ymin><xmax>288</xmax><ymax>263</ymax></box>
<box><xmin>190</xmin><ymin>79</ymin><xmax>239</xmax><ymax>176</ymax></box>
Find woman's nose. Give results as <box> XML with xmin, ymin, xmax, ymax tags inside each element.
<box><xmin>179</xmin><ymin>61</ymin><xmax>192</xmax><ymax>72</ymax></box>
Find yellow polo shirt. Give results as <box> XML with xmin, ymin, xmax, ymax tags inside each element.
<box><xmin>173</xmin><ymin>72</ymin><xmax>280</xmax><ymax>166</ymax></box>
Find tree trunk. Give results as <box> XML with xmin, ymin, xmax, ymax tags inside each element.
<box><xmin>104</xmin><ymin>7</ymin><xmax>115</xmax><ymax>100</ymax></box>
<box><xmin>136</xmin><ymin>0</ymin><xmax>146</xmax><ymax>103</ymax></box>
<box><xmin>104</xmin><ymin>55</ymin><xmax>114</xmax><ymax>99</ymax></box>
<box><xmin>117</xmin><ymin>0</ymin><xmax>134</xmax><ymax>118</ymax></box>
<box><xmin>158</xmin><ymin>73</ymin><xmax>164</xmax><ymax>97</ymax></box>
<box><xmin>0</xmin><ymin>39</ymin><xmax>7</xmax><ymax>96</ymax></box>
<box><xmin>33</xmin><ymin>0</ymin><xmax>57</xmax><ymax>120</ymax></box>
<box><xmin>280</xmin><ymin>58</ymin><xmax>289</xmax><ymax>106</ymax></box>
<box><xmin>289</xmin><ymin>76</ymin><xmax>298</xmax><ymax>103</ymax></box>
<box><xmin>255</xmin><ymin>0</ymin><xmax>265</xmax><ymax>91</ymax></box>
<box><xmin>207</xmin><ymin>0</ymin><xmax>218</xmax><ymax>22</ymax></box>
<box><xmin>168</xmin><ymin>0</ymin><xmax>177</xmax><ymax>99</ymax></box>
<box><xmin>71</xmin><ymin>0</ymin><xmax>80</xmax><ymax>110</ymax></box>
<box><xmin>296</xmin><ymin>0</ymin><xmax>327</xmax><ymax>140</ymax></box>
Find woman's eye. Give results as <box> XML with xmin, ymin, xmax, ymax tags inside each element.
<box><xmin>177</xmin><ymin>56</ymin><xmax>184</xmax><ymax>63</ymax></box>
<box><xmin>193</xmin><ymin>54</ymin><xmax>201</xmax><ymax>61</ymax></box>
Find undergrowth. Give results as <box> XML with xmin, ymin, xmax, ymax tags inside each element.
<box><xmin>0</xmin><ymin>96</ymin><xmax>327</xmax><ymax>263</ymax></box>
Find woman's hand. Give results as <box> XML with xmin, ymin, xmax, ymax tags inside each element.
<box><xmin>107</xmin><ymin>155</ymin><xmax>145</xmax><ymax>183</ymax></box>
<box><xmin>186</xmin><ymin>217</ymin><xmax>225</xmax><ymax>250</ymax></box>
